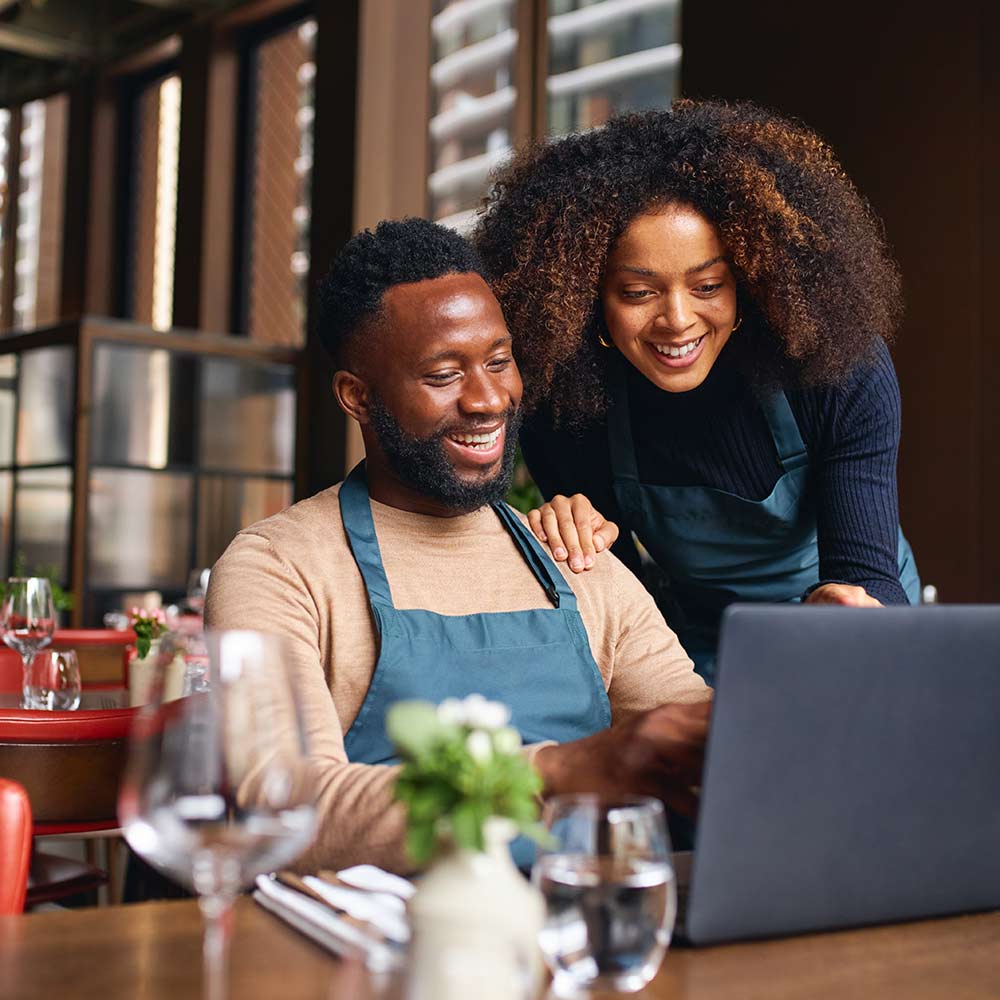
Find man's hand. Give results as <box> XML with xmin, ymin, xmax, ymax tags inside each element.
<box><xmin>533</xmin><ymin>701</ymin><xmax>712</xmax><ymax>817</ymax></box>
<box><xmin>805</xmin><ymin>583</ymin><xmax>882</xmax><ymax>607</ymax></box>
<box><xmin>527</xmin><ymin>494</ymin><xmax>620</xmax><ymax>573</ymax></box>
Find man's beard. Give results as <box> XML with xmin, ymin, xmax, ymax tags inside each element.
<box><xmin>368</xmin><ymin>396</ymin><xmax>522</xmax><ymax>514</ymax></box>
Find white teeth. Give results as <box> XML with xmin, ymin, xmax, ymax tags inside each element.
<box><xmin>654</xmin><ymin>335</ymin><xmax>703</xmax><ymax>358</ymax></box>
<box><xmin>449</xmin><ymin>427</ymin><xmax>502</xmax><ymax>450</ymax></box>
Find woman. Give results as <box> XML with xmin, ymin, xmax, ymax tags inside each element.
<box><xmin>476</xmin><ymin>100</ymin><xmax>919</xmax><ymax>681</ymax></box>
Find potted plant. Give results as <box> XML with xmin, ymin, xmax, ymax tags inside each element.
<box><xmin>387</xmin><ymin>695</ymin><xmax>547</xmax><ymax>1000</ymax></box>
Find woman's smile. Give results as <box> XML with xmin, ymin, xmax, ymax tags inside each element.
<box><xmin>601</xmin><ymin>204</ymin><xmax>738</xmax><ymax>393</ymax></box>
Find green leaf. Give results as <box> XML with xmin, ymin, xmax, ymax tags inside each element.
<box><xmin>136</xmin><ymin>634</ymin><xmax>151</xmax><ymax>659</ymax></box>
<box><xmin>450</xmin><ymin>799</ymin><xmax>486</xmax><ymax>853</ymax></box>
<box><xmin>406</xmin><ymin>821</ymin><xmax>436</xmax><ymax>867</ymax></box>
<box><xmin>386</xmin><ymin>701</ymin><xmax>450</xmax><ymax>758</ymax></box>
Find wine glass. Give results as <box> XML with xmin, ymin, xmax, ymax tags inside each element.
<box><xmin>533</xmin><ymin>795</ymin><xmax>677</xmax><ymax>995</ymax></box>
<box><xmin>1</xmin><ymin>577</ymin><xmax>56</xmax><ymax>709</ymax></box>
<box><xmin>119</xmin><ymin>630</ymin><xmax>318</xmax><ymax>1000</ymax></box>
<box><xmin>25</xmin><ymin>649</ymin><xmax>81</xmax><ymax>710</ymax></box>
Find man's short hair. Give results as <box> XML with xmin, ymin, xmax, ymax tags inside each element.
<box><xmin>317</xmin><ymin>217</ymin><xmax>490</xmax><ymax>369</ymax></box>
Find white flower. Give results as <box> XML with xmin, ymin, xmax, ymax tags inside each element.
<box><xmin>466</xmin><ymin>729</ymin><xmax>493</xmax><ymax>763</ymax></box>
<box><xmin>462</xmin><ymin>694</ymin><xmax>510</xmax><ymax>731</ymax></box>
<box><xmin>492</xmin><ymin>726</ymin><xmax>521</xmax><ymax>755</ymax></box>
<box><xmin>436</xmin><ymin>698</ymin><xmax>466</xmax><ymax>726</ymax></box>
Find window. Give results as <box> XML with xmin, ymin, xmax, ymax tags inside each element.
<box><xmin>0</xmin><ymin>95</ymin><xmax>69</xmax><ymax>333</ymax></box>
<box><xmin>547</xmin><ymin>0</ymin><xmax>681</xmax><ymax>134</ymax></box>
<box><xmin>429</xmin><ymin>0</ymin><xmax>518</xmax><ymax>231</ymax></box>
<box><xmin>127</xmin><ymin>74</ymin><xmax>181</xmax><ymax>331</ymax></box>
<box><xmin>240</xmin><ymin>17</ymin><xmax>316</xmax><ymax>347</ymax></box>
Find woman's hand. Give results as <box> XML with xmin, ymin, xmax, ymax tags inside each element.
<box><xmin>527</xmin><ymin>494</ymin><xmax>620</xmax><ymax>572</ymax></box>
<box><xmin>805</xmin><ymin>583</ymin><xmax>883</xmax><ymax>607</ymax></box>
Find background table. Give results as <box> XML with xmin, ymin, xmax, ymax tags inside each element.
<box><xmin>1</xmin><ymin>898</ymin><xmax>998</xmax><ymax>1000</ymax></box>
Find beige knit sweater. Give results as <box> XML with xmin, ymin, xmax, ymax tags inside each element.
<box><xmin>205</xmin><ymin>484</ymin><xmax>709</xmax><ymax>873</ymax></box>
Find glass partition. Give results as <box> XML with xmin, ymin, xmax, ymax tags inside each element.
<box><xmin>14</xmin><ymin>466</ymin><xmax>72</xmax><ymax>581</ymax></box>
<box><xmin>91</xmin><ymin>343</ymin><xmax>195</xmax><ymax>468</ymax></box>
<box><xmin>88</xmin><ymin>467</ymin><xmax>194</xmax><ymax>589</ymax></box>
<box><xmin>15</xmin><ymin>345</ymin><xmax>74</xmax><ymax>467</ymax></box>
<box><xmin>198</xmin><ymin>356</ymin><xmax>295</xmax><ymax>474</ymax></box>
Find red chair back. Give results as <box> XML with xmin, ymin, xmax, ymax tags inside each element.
<box><xmin>0</xmin><ymin>779</ymin><xmax>32</xmax><ymax>914</ymax></box>
<box><xmin>0</xmin><ymin>648</ymin><xmax>21</xmax><ymax>694</ymax></box>
<box><xmin>0</xmin><ymin>707</ymin><xmax>137</xmax><ymax>836</ymax></box>
<box><xmin>51</xmin><ymin>630</ymin><xmax>136</xmax><ymax>688</ymax></box>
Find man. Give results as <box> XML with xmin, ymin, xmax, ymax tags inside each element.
<box><xmin>206</xmin><ymin>218</ymin><xmax>710</xmax><ymax>874</ymax></box>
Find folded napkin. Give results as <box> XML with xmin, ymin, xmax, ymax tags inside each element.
<box><xmin>253</xmin><ymin>867</ymin><xmax>416</xmax><ymax>971</ymax></box>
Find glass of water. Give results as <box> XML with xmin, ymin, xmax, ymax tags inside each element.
<box><xmin>1</xmin><ymin>577</ymin><xmax>56</xmax><ymax>708</ymax></box>
<box><xmin>533</xmin><ymin>795</ymin><xmax>676</xmax><ymax>995</ymax></box>
<box><xmin>119</xmin><ymin>630</ymin><xmax>318</xmax><ymax>1000</ymax></box>
<box><xmin>24</xmin><ymin>649</ymin><xmax>81</xmax><ymax>710</ymax></box>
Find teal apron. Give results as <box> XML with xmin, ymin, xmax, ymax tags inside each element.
<box><xmin>339</xmin><ymin>463</ymin><xmax>611</xmax><ymax>865</ymax></box>
<box><xmin>607</xmin><ymin>359</ymin><xmax>920</xmax><ymax>684</ymax></box>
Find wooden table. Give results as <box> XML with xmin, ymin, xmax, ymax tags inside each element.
<box><xmin>1</xmin><ymin>898</ymin><xmax>998</xmax><ymax>999</ymax></box>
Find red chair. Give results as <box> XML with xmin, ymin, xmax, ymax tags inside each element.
<box><xmin>0</xmin><ymin>779</ymin><xmax>31</xmax><ymax>915</ymax></box>
<box><xmin>0</xmin><ymin>647</ymin><xmax>20</xmax><ymax>693</ymax></box>
<box><xmin>52</xmin><ymin>629</ymin><xmax>136</xmax><ymax>689</ymax></box>
<box><xmin>0</xmin><ymin>631</ymin><xmax>136</xmax><ymax>693</ymax></box>
<box><xmin>0</xmin><ymin>706</ymin><xmax>138</xmax><ymax>905</ymax></box>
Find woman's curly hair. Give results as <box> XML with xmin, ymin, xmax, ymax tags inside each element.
<box><xmin>474</xmin><ymin>99</ymin><xmax>903</xmax><ymax>426</ymax></box>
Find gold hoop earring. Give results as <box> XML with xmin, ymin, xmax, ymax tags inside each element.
<box><xmin>731</xmin><ymin>313</ymin><xmax>743</xmax><ymax>334</ymax></box>
<box><xmin>598</xmin><ymin>333</ymin><xmax>614</xmax><ymax>349</ymax></box>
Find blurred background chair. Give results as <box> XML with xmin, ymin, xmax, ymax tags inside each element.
<box><xmin>0</xmin><ymin>778</ymin><xmax>32</xmax><ymax>915</ymax></box>
<box><xmin>51</xmin><ymin>630</ymin><xmax>136</xmax><ymax>689</ymax></box>
<box><xmin>0</xmin><ymin>706</ymin><xmax>137</xmax><ymax>906</ymax></box>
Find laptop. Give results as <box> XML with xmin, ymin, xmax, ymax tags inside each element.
<box><xmin>677</xmin><ymin>604</ymin><xmax>1000</xmax><ymax>946</ymax></box>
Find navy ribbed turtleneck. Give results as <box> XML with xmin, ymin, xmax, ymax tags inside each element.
<box><xmin>520</xmin><ymin>337</ymin><xmax>910</xmax><ymax>605</ymax></box>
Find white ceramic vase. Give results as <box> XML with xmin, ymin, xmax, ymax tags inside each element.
<box><xmin>128</xmin><ymin>639</ymin><xmax>186</xmax><ymax>706</ymax></box>
<box><xmin>407</xmin><ymin>817</ymin><xmax>544</xmax><ymax>1000</ymax></box>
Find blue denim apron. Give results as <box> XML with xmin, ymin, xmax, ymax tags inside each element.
<box><xmin>607</xmin><ymin>359</ymin><xmax>920</xmax><ymax>684</ymax></box>
<box><xmin>339</xmin><ymin>463</ymin><xmax>611</xmax><ymax>864</ymax></box>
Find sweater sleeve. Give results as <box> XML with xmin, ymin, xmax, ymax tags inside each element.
<box><xmin>804</xmin><ymin>341</ymin><xmax>910</xmax><ymax>604</ymax></box>
<box><xmin>205</xmin><ymin>531</ymin><xmax>412</xmax><ymax>874</ymax></box>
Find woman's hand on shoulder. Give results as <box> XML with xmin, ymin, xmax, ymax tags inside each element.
<box><xmin>527</xmin><ymin>494</ymin><xmax>620</xmax><ymax>573</ymax></box>
<box><xmin>805</xmin><ymin>583</ymin><xmax>883</xmax><ymax>607</ymax></box>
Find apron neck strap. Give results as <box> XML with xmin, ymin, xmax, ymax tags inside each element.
<box><xmin>339</xmin><ymin>462</ymin><xmax>395</xmax><ymax>608</ymax></box>
<box><xmin>491</xmin><ymin>502</ymin><xmax>574</xmax><ymax>609</ymax></box>
<box><xmin>340</xmin><ymin>462</ymin><xmax>575</xmax><ymax>612</ymax></box>
<box><xmin>759</xmin><ymin>390</ymin><xmax>809</xmax><ymax>472</ymax></box>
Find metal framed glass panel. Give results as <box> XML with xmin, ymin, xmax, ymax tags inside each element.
<box><xmin>15</xmin><ymin>345</ymin><xmax>74</xmax><ymax>467</ymax></box>
<box><xmin>429</xmin><ymin>0</ymin><xmax>517</xmax><ymax>231</ymax></box>
<box><xmin>547</xmin><ymin>0</ymin><xmax>681</xmax><ymax>134</ymax></box>
<box><xmin>87</xmin><ymin>468</ymin><xmax>193</xmax><ymax>589</ymax></box>
<box><xmin>13</xmin><ymin>466</ymin><xmax>72</xmax><ymax>582</ymax></box>
<box><xmin>91</xmin><ymin>343</ymin><xmax>196</xmax><ymax>469</ymax></box>
<box><xmin>198</xmin><ymin>356</ymin><xmax>295</xmax><ymax>475</ymax></box>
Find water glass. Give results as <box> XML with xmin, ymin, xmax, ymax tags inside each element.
<box><xmin>23</xmin><ymin>649</ymin><xmax>81</xmax><ymax>710</ymax></box>
<box><xmin>533</xmin><ymin>795</ymin><xmax>676</xmax><ymax>995</ymax></box>
<box><xmin>119</xmin><ymin>630</ymin><xmax>318</xmax><ymax>1000</ymax></box>
<box><xmin>1</xmin><ymin>577</ymin><xmax>56</xmax><ymax>707</ymax></box>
